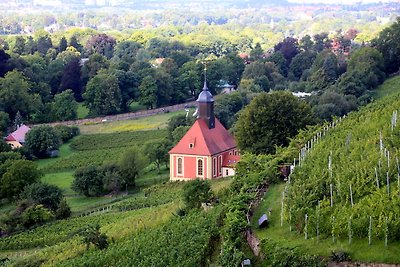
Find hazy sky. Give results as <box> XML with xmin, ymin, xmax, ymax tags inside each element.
<box><xmin>287</xmin><ymin>0</ymin><xmax>397</xmax><ymax>4</ymax></box>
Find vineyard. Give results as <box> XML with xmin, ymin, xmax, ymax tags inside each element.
<box><xmin>0</xmin><ymin>182</ymin><xmax>183</xmax><ymax>251</ymax></box>
<box><xmin>286</xmin><ymin>91</ymin><xmax>400</xmax><ymax>242</ymax></box>
<box><xmin>3</xmin><ymin>203</ymin><xmax>179</xmax><ymax>266</ymax></box>
<box><xmin>41</xmin><ymin>129</ymin><xmax>167</xmax><ymax>172</ymax></box>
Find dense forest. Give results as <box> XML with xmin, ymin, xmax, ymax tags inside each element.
<box><xmin>0</xmin><ymin>15</ymin><xmax>399</xmax><ymax>134</ymax></box>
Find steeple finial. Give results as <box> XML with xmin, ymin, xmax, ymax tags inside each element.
<box><xmin>202</xmin><ymin>61</ymin><xmax>208</xmax><ymax>91</ymax></box>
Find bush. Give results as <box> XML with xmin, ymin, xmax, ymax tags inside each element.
<box><xmin>22</xmin><ymin>183</ymin><xmax>63</xmax><ymax>211</ymax></box>
<box><xmin>182</xmin><ymin>179</ymin><xmax>212</xmax><ymax>209</ymax></box>
<box><xmin>25</xmin><ymin>126</ymin><xmax>61</xmax><ymax>158</ymax></box>
<box><xmin>21</xmin><ymin>204</ymin><xmax>54</xmax><ymax>229</ymax></box>
<box><xmin>330</xmin><ymin>251</ymin><xmax>351</xmax><ymax>262</ymax></box>
<box><xmin>56</xmin><ymin>199</ymin><xmax>71</xmax><ymax>219</ymax></box>
<box><xmin>72</xmin><ymin>165</ymin><xmax>104</xmax><ymax>197</ymax></box>
<box><xmin>79</xmin><ymin>224</ymin><xmax>108</xmax><ymax>250</ymax></box>
<box><xmin>53</xmin><ymin>125</ymin><xmax>80</xmax><ymax>143</ymax></box>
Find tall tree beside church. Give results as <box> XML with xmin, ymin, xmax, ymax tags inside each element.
<box><xmin>234</xmin><ymin>91</ymin><xmax>314</xmax><ymax>154</ymax></box>
<box><xmin>59</xmin><ymin>57</ymin><xmax>82</xmax><ymax>101</ymax></box>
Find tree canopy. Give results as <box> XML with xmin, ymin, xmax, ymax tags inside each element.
<box><xmin>234</xmin><ymin>91</ymin><xmax>314</xmax><ymax>154</ymax></box>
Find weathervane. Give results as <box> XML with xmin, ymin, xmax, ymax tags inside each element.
<box><xmin>202</xmin><ymin>60</ymin><xmax>208</xmax><ymax>91</ymax></box>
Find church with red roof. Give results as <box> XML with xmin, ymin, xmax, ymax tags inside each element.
<box><xmin>169</xmin><ymin>79</ymin><xmax>240</xmax><ymax>181</ymax></box>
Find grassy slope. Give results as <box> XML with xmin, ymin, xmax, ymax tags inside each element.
<box><xmin>253</xmin><ymin>76</ymin><xmax>400</xmax><ymax>264</ymax></box>
<box><xmin>78</xmin><ymin>109</ymin><xmax>192</xmax><ymax>134</ymax></box>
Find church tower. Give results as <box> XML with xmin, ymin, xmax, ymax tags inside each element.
<box><xmin>196</xmin><ymin>79</ymin><xmax>215</xmax><ymax>129</ymax></box>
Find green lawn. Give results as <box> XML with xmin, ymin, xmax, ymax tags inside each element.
<box><xmin>42</xmin><ymin>171</ymin><xmax>75</xmax><ymax>195</ymax></box>
<box><xmin>252</xmin><ymin>183</ymin><xmax>400</xmax><ymax>264</ymax></box>
<box><xmin>77</xmin><ymin>103</ymin><xmax>89</xmax><ymax>119</ymax></box>
<box><xmin>36</xmin><ymin>143</ymin><xmax>73</xmax><ymax>170</ymax></box>
<box><xmin>78</xmin><ymin>109</ymin><xmax>193</xmax><ymax>134</ymax></box>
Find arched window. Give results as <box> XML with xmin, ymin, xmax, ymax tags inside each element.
<box><xmin>197</xmin><ymin>159</ymin><xmax>203</xmax><ymax>176</ymax></box>
<box><xmin>177</xmin><ymin>158</ymin><xmax>183</xmax><ymax>175</ymax></box>
<box><xmin>213</xmin><ymin>157</ymin><xmax>217</xmax><ymax>177</ymax></box>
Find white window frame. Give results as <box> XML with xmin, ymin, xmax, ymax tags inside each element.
<box><xmin>197</xmin><ymin>158</ymin><xmax>204</xmax><ymax>177</ymax></box>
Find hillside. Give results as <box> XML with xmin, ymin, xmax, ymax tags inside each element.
<box><xmin>253</xmin><ymin>76</ymin><xmax>400</xmax><ymax>264</ymax></box>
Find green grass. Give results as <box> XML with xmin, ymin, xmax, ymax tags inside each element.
<box><xmin>42</xmin><ymin>172</ymin><xmax>75</xmax><ymax>195</ymax></box>
<box><xmin>78</xmin><ymin>109</ymin><xmax>192</xmax><ymax>134</ymax></box>
<box><xmin>374</xmin><ymin>75</ymin><xmax>400</xmax><ymax>99</ymax></box>
<box><xmin>36</xmin><ymin>143</ymin><xmax>73</xmax><ymax>170</ymax></box>
<box><xmin>77</xmin><ymin>103</ymin><xmax>89</xmax><ymax>119</ymax></box>
<box><xmin>129</xmin><ymin>101</ymin><xmax>146</xmax><ymax>112</ymax></box>
<box><xmin>252</xmin><ymin>184</ymin><xmax>400</xmax><ymax>264</ymax></box>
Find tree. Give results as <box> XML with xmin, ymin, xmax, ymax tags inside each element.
<box><xmin>22</xmin><ymin>183</ymin><xmax>63</xmax><ymax>211</ymax></box>
<box><xmin>215</xmin><ymin>91</ymin><xmax>249</xmax><ymax>129</ymax></box>
<box><xmin>0</xmin><ymin>111</ymin><xmax>9</xmax><ymax>133</ymax></box>
<box><xmin>52</xmin><ymin>89</ymin><xmax>78</xmax><ymax>121</ymax></box>
<box><xmin>266</xmin><ymin>52</ymin><xmax>288</xmax><ymax>76</ymax></box>
<box><xmin>299</xmin><ymin>35</ymin><xmax>314</xmax><ymax>51</ymax></box>
<box><xmin>171</xmin><ymin>126</ymin><xmax>190</xmax><ymax>144</ymax></box>
<box><xmin>0</xmin><ymin>49</ymin><xmax>12</xmax><ymax>78</ymax></box>
<box><xmin>372</xmin><ymin>17</ymin><xmax>400</xmax><ymax>74</ymax></box>
<box><xmin>55</xmin><ymin>198</ymin><xmax>71</xmax><ymax>219</ymax></box>
<box><xmin>69</xmin><ymin>35</ymin><xmax>83</xmax><ymax>53</ymax></box>
<box><xmin>249</xmin><ymin>42</ymin><xmax>264</xmax><ymax>60</ymax></box>
<box><xmin>53</xmin><ymin>125</ymin><xmax>80</xmax><ymax>143</ymax></box>
<box><xmin>234</xmin><ymin>91</ymin><xmax>314</xmax><ymax>154</ymax></box>
<box><xmin>144</xmin><ymin>139</ymin><xmax>171</xmax><ymax>173</ymax></box>
<box><xmin>25</xmin><ymin>126</ymin><xmax>61</xmax><ymax>158</ymax></box>
<box><xmin>101</xmin><ymin>163</ymin><xmax>124</xmax><ymax>196</ymax></box>
<box><xmin>113</xmin><ymin>70</ymin><xmax>139</xmax><ymax>112</ymax></box>
<box><xmin>113</xmin><ymin>41</ymin><xmax>142</xmax><ymax>64</ymax></box>
<box><xmin>36</xmin><ymin>32</ymin><xmax>53</xmax><ymax>55</ymax></box>
<box><xmin>0</xmin><ymin>160</ymin><xmax>42</xmax><ymax>200</ymax></box>
<box><xmin>313</xmin><ymin>32</ymin><xmax>331</xmax><ymax>52</ymax></box>
<box><xmin>274</xmin><ymin>37</ymin><xmax>299</xmax><ymax>65</ymax></box>
<box><xmin>288</xmin><ymin>51</ymin><xmax>317</xmax><ymax>80</ymax></box>
<box><xmin>59</xmin><ymin>57</ymin><xmax>82</xmax><ymax>101</ymax></box>
<box><xmin>85</xmin><ymin>34</ymin><xmax>116</xmax><ymax>58</ymax></box>
<box><xmin>182</xmin><ymin>179</ymin><xmax>212</xmax><ymax>209</ymax></box>
<box><xmin>13</xmin><ymin>36</ymin><xmax>26</xmax><ymax>55</ymax></box>
<box><xmin>21</xmin><ymin>204</ymin><xmax>54</xmax><ymax>228</ymax></box>
<box><xmin>72</xmin><ymin>165</ymin><xmax>104</xmax><ymax>197</ymax></box>
<box><xmin>58</xmin><ymin>36</ymin><xmax>68</xmax><ymax>53</ymax></box>
<box><xmin>0</xmin><ymin>70</ymin><xmax>32</xmax><ymax>120</ymax></box>
<box><xmin>79</xmin><ymin>224</ymin><xmax>108</xmax><ymax>250</ymax></box>
<box><xmin>118</xmin><ymin>147</ymin><xmax>148</xmax><ymax>186</ymax></box>
<box><xmin>81</xmin><ymin>53</ymin><xmax>109</xmax><ymax>86</ymax></box>
<box><xmin>83</xmin><ymin>70</ymin><xmax>121</xmax><ymax>116</ymax></box>
<box><xmin>139</xmin><ymin>75</ymin><xmax>158</xmax><ymax>109</ymax></box>
<box><xmin>178</xmin><ymin>61</ymin><xmax>202</xmax><ymax>99</ymax></box>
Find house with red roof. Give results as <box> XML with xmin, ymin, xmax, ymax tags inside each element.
<box><xmin>5</xmin><ymin>124</ymin><xmax>31</xmax><ymax>149</ymax></box>
<box><xmin>169</xmin><ymin>80</ymin><xmax>240</xmax><ymax>181</ymax></box>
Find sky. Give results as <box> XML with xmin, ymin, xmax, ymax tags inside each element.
<box><xmin>287</xmin><ymin>0</ymin><xmax>397</xmax><ymax>4</ymax></box>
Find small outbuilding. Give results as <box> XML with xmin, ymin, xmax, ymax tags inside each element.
<box><xmin>258</xmin><ymin>214</ymin><xmax>269</xmax><ymax>228</ymax></box>
<box><xmin>5</xmin><ymin>124</ymin><xmax>31</xmax><ymax>149</ymax></box>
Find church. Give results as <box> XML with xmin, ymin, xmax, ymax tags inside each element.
<box><xmin>169</xmin><ymin>79</ymin><xmax>240</xmax><ymax>181</ymax></box>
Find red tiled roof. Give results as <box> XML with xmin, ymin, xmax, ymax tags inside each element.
<box><xmin>5</xmin><ymin>125</ymin><xmax>30</xmax><ymax>143</ymax></box>
<box><xmin>222</xmin><ymin>154</ymin><xmax>240</xmax><ymax>167</ymax></box>
<box><xmin>5</xmin><ymin>135</ymin><xmax>16</xmax><ymax>141</ymax></box>
<box><xmin>169</xmin><ymin>118</ymin><xmax>237</xmax><ymax>156</ymax></box>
